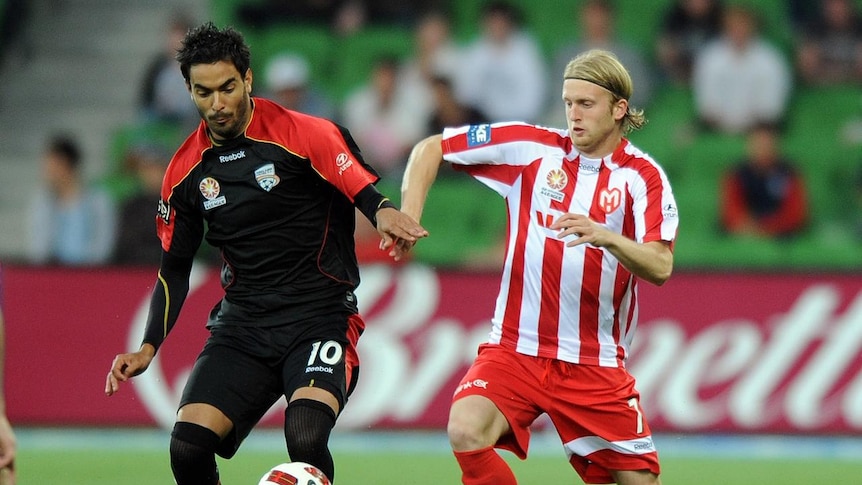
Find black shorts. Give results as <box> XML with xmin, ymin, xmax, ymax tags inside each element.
<box><xmin>179</xmin><ymin>313</ymin><xmax>364</xmax><ymax>458</ymax></box>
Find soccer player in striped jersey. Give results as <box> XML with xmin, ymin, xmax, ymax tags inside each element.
<box><xmin>399</xmin><ymin>49</ymin><xmax>678</xmax><ymax>484</ymax></box>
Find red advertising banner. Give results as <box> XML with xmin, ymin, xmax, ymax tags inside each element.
<box><xmin>3</xmin><ymin>264</ymin><xmax>861</xmax><ymax>433</ymax></box>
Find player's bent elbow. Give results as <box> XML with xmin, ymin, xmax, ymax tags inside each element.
<box><xmin>648</xmin><ymin>264</ymin><xmax>673</xmax><ymax>286</ymax></box>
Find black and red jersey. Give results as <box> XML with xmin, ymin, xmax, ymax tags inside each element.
<box><xmin>157</xmin><ymin>98</ymin><xmax>380</xmax><ymax>326</ymax></box>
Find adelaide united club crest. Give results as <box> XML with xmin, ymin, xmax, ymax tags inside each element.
<box><xmin>255</xmin><ymin>163</ymin><xmax>281</xmax><ymax>192</ymax></box>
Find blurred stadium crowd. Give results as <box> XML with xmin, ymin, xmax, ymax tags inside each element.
<box><xmin>2</xmin><ymin>0</ymin><xmax>861</xmax><ymax>271</ymax></box>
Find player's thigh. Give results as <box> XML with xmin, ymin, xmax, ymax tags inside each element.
<box><xmin>450</xmin><ymin>344</ymin><xmax>545</xmax><ymax>455</ymax></box>
<box><xmin>612</xmin><ymin>469</ymin><xmax>661</xmax><ymax>485</ymax></box>
<box><xmin>280</xmin><ymin>318</ymin><xmax>357</xmax><ymax>413</ymax></box>
<box><xmin>180</xmin><ymin>330</ymin><xmax>282</xmax><ymax>432</ymax></box>
<box><xmin>548</xmin><ymin>364</ymin><xmax>660</xmax><ymax>482</ymax></box>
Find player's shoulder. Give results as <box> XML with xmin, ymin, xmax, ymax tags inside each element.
<box><xmin>246</xmin><ymin>97</ymin><xmax>339</xmax><ymax>149</ymax></box>
<box><xmin>164</xmin><ymin>124</ymin><xmax>211</xmax><ymax>185</ymax></box>
<box><xmin>445</xmin><ymin>122</ymin><xmax>569</xmax><ymax>150</ymax></box>
<box><xmin>615</xmin><ymin>139</ymin><xmax>661</xmax><ymax>167</ymax></box>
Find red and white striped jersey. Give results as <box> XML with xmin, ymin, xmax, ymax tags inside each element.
<box><xmin>442</xmin><ymin>122</ymin><xmax>678</xmax><ymax>367</ymax></box>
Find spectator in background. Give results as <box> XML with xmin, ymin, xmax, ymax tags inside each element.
<box><xmin>720</xmin><ymin>123</ymin><xmax>808</xmax><ymax>238</ymax></box>
<box><xmin>427</xmin><ymin>75</ymin><xmax>487</xmax><ymax>136</ymax></box>
<box><xmin>549</xmin><ymin>0</ymin><xmax>654</xmax><ymax>113</ymax></box>
<box><xmin>138</xmin><ymin>13</ymin><xmax>199</xmax><ymax>128</ymax></box>
<box><xmin>0</xmin><ymin>264</ymin><xmax>15</xmax><ymax>485</ymax></box>
<box><xmin>398</xmin><ymin>11</ymin><xmax>464</xmax><ymax>134</ymax></box>
<box><xmin>795</xmin><ymin>0</ymin><xmax>862</xmax><ymax>86</ymax></box>
<box><xmin>342</xmin><ymin>55</ymin><xmax>425</xmax><ymax>178</ymax></box>
<box><xmin>452</xmin><ymin>1</ymin><xmax>546</xmax><ymax>123</ymax></box>
<box><xmin>27</xmin><ymin>135</ymin><xmax>117</xmax><ymax>266</ymax></box>
<box><xmin>264</xmin><ymin>52</ymin><xmax>336</xmax><ymax>120</ymax></box>
<box><xmin>112</xmin><ymin>143</ymin><xmax>171</xmax><ymax>266</ymax></box>
<box><xmin>236</xmin><ymin>0</ymin><xmax>449</xmax><ymax>36</ymax></box>
<box><xmin>692</xmin><ymin>4</ymin><xmax>792</xmax><ymax>134</ymax></box>
<box><xmin>655</xmin><ymin>0</ymin><xmax>724</xmax><ymax>85</ymax></box>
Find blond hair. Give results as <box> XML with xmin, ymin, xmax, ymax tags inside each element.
<box><xmin>564</xmin><ymin>49</ymin><xmax>646</xmax><ymax>134</ymax></box>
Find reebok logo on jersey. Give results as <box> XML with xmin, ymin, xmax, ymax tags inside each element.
<box><xmin>219</xmin><ymin>150</ymin><xmax>246</xmax><ymax>163</ymax></box>
<box><xmin>255</xmin><ymin>163</ymin><xmax>281</xmax><ymax>192</ymax></box>
<box><xmin>467</xmin><ymin>124</ymin><xmax>491</xmax><ymax>147</ymax></box>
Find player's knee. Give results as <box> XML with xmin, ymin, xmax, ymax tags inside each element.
<box><xmin>447</xmin><ymin>416</ymin><xmax>486</xmax><ymax>451</ymax></box>
<box><xmin>447</xmin><ymin>398</ymin><xmax>506</xmax><ymax>451</ymax></box>
<box><xmin>170</xmin><ymin>421</ymin><xmax>221</xmax><ymax>485</ymax></box>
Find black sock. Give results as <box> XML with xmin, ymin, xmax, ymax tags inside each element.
<box><xmin>170</xmin><ymin>422</ymin><xmax>221</xmax><ymax>485</ymax></box>
<box><xmin>284</xmin><ymin>398</ymin><xmax>337</xmax><ymax>482</ymax></box>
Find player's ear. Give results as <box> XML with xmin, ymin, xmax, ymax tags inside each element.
<box><xmin>244</xmin><ymin>68</ymin><xmax>253</xmax><ymax>93</ymax></box>
<box><xmin>613</xmin><ymin>97</ymin><xmax>627</xmax><ymax>122</ymax></box>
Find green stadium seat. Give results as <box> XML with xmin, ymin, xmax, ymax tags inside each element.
<box><xmin>329</xmin><ymin>27</ymin><xmax>415</xmax><ymax>101</ymax></box>
<box><xmin>254</xmin><ymin>24</ymin><xmax>337</xmax><ymax>96</ymax></box>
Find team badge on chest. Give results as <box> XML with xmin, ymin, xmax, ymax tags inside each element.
<box><xmin>254</xmin><ymin>163</ymin><xmax>281</xmax><ymax>192</ymax></box>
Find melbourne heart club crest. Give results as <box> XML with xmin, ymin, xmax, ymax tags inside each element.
<box><xmin>255</xmin><ymin>163</ymin><xmax>281</xmax><ymax>192</ymax></box>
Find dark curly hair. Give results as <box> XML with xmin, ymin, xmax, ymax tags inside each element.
<box><xmin>176</xmin><ymin>22</ymin><xmax>251</xmax><ymax>83</ymax></box>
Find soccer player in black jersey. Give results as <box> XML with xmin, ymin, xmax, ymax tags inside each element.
<box><xmin>105</xmin><ymin>22</ymin><xmax>427</xmax><ymax>485</ymax></box>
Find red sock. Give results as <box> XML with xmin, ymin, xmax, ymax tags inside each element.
<box><xmin>453</xmin><ymin>446</ymin><xmax>517</xmax><ymax>485</ymax></box>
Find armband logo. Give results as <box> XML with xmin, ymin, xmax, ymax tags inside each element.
<box><xmin>467</xmin><ymin>123</ymin><xmax>491</xmax><ymax>147</ymax></box>
<box><xmin>157</xmin><ymin>198</ymin><xmax>171</xmax><ymax>224</ymax></box>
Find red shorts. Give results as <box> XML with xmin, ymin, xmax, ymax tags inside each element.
<box><xmin>453</xmin><ymin>344</ymin><xmax>660</xmax><ymax>484</ymax></box>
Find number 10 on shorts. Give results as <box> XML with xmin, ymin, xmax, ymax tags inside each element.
<box><xmin>307</xmin><ymin>340</ymin><xmax>344</xmax><ymax>366</ymax></box>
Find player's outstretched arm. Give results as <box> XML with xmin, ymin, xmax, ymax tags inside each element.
<box><xmin>105</xmin><ymin>251</ymin><xmax>193</xmax><ymax>396</ymax></box>
<box><xmin>401</xmin><ymin>135</ymin><xmax>445</xmax><ymax>223</ymax></box>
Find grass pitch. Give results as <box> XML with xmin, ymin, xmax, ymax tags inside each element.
<box><xmin>12</xmin><ymin>429</ymin><xmax>862</xmax><ymax>484</ymax></box>
<box><xmin>14</xmin><ymin>447</ymin><xmax>862</xmax><ymax>484</ymax></box>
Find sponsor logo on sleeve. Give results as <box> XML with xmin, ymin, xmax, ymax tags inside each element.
<box><xmin>663</xmin><ymin>203</ymin><xmax>678</xmax><ymax>218</ymax></box>
<box><xmin>157</xmin><ymin>198</ymin><xmax>171</xmax><ymax>224</ymax></box>
<box><xmin>254</xmin><ymin>163</ymin><xmax>281</xmax><ymax>192</ymax></box>
<box><xmin>467</xmin><ymin>124</ymin><xmax>491</xmax><ymax>147</ymax></box>
<box><xmin>336</xmin><ymin>152</ymin><xmax>353</xmax><ymax>175</ymax></box>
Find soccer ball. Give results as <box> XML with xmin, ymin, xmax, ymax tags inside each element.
<box><xmin>257</xmin><ymin>462</ymin><xmax>332</xmax><ymax>485</ymax></box>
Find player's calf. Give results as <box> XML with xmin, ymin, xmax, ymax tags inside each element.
<box><xmin>170</xmin><ymin>421</ymin><xmax>221</xmax><ymax>485</ymax></box>
<box><xmin>284</xmin><ymin>398</ymin><xmax>337</xmax><ymax>482</ymax></box>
